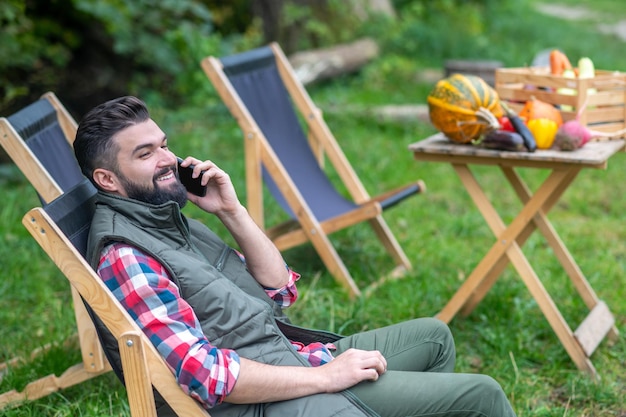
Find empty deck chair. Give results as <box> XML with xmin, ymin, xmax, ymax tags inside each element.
<box><xmin>202</xmin><ymin>43</ymin><xmax>425</xmax><ymax>297</ymax></box>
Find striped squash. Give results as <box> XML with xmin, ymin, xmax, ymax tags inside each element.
<box><xmin>427</xmin><ymin>74</ymin><xmax>503</xmax><ymax>143</ymax></box>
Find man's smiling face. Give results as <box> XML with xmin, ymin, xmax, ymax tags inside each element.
<box><xmin>108</xmin><ymin>119</ymin><xmax>188</xmax><ymax>207</ymax></box>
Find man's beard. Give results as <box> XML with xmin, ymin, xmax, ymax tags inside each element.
<box><xmin>118</xmin><ymin>166</ymin><xmax>188</xmax><ymax>208</ymax></box>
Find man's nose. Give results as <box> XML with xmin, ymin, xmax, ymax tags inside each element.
<box><xmin>158</xmin><ymin>148</ymin><xmax>177</xmax><ymax>167</ymax></box>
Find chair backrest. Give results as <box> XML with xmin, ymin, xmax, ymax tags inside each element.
<box><xmin>0</xmin><ymin>93</ymin><xmax>84</xmax><ymax>203</ymax></box>
<box><xmin>219</xmin><ymin>46</ymin><xmax>359</xmax><ymax>222</ymax></box>
<box><xmin>43</xmin><ymin>179</ymin><xmax>97</xmax><ymax>257</ymax></box>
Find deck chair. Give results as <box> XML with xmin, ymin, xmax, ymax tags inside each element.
<box><xmin>0</xmin><ymin>93</ymin><xmax>111</xmax><ymax>408</ymax></box>
<box><xmin>201</xmin><ymin>43</ymin><xmax>425</xmax><ymax>297</ymax></box>
<box><xmin>22</xmin><ymin>180</ymin><xmax>211</xmax><ymax>417</ymax></box>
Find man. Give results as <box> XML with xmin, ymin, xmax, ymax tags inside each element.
<box><xmin>74</xmin><ymin>96</ymin><xmax>516</xmax><ymax>417</ymax></box>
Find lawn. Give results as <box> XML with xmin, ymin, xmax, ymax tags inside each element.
<box><xmin>1</xmin><ymin>1</ymin><xmax>625</xmax><ymax>416</ymax></box>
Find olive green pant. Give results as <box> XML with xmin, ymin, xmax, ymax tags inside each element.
<box><xmin>334</xmin><ymin>318</ymin><xmax>516</xmax><ymax>417</ymax></box>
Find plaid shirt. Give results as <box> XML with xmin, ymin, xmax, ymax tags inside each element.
<box><xmin>97</xmin><ymin>242</ymin><xmax>334</xmax><ymax>409</ymax></box>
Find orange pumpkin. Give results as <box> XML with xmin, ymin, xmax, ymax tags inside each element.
<box><xmin>518</xmin><ymin>97</ymin><xmax>563</xmax><ymax>126</ymax></box>
<box><xmin>427</xmin><ymin>73</ymin><xmax>503</xmax><ymax>143</ymax></box>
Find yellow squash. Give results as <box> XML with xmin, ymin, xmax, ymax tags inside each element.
<box><xmin>527</xmin><ymin>118</ymin><xmax>559</xmax><ymax>149</ymax></box>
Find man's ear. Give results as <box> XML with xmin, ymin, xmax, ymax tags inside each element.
<box><xmin>93</xmin><ymin>168</ymin><xmax>121</xmax><ymax>193</ymax></box>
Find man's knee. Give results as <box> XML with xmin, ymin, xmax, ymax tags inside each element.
<box><xmin>430</xmin><ymin>317</ymin><xmax>454</xmax><ymax>341</ymax></box>
<box><xmin>414</xmin><ymin>317</ymin><xmax>456</xmax><ymax>372</ymax></box>
<box><xmin>480</xmin><ymin>374</ymin><xmax>507</xmax><ymax>397</ymax></box>
<box><xmin>469</xmin><ymin>374</ymin><xmax>516</xmax><ymax>416</ymax></box>
<box><xmin>411</xmin><ymin>317</ymin><xmax>454</xmax><ymax>341</ymax></box>
<box><xmin>425</xmin><ymin>317</ymin><xmax>455</xmax><ymax>354</ymax></box>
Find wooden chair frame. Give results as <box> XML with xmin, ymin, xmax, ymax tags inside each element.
<box><xmin>202</xmin><ymin>43</ymin><xmax>424</xmax><ymax>297</ymax></box>
<box><xmin>0</xmin><ymin>92</ymin><xmax>110</xmax><ymax>408</ymax></box>
<box><xmin>22</xmin><ymin>203</ymin><xmax>210</xmax><ymax>416</ymax></box>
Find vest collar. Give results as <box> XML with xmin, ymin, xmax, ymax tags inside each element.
<box><xmin>95</xmin><ymin>191</ymin><xmax>190</xmax><ymax>233</ymax></box>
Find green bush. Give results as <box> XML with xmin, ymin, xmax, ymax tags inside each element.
<box><xmin>0</xmin><ymin>0</ymin><xmax>75</xmax><ymax>106</ymax></box>
<box><xmin>72</xmin><ymin>0</ymin><xmax>222</xmax><ymax>103</ymax></box>
<box><xmin>0</xmin><ymin>0</ymin><xmax>233</xmax><ymax>113</ymax></box>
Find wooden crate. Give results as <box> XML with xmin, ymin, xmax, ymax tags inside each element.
<box><xmin>495</xmin><ymin>67</ymin><xmax>626</xmax><ymax>133</ymax></box>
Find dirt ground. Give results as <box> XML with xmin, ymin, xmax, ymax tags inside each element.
<box><xmin>536</xmin><ymin>3</ymin><xmax>626</xmax><ymax>41</ymax></box>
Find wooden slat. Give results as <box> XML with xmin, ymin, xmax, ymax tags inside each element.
<box><xmin>42</xmin><ymin>92</ymin><xmax>78</xmax><ymax>144</ymax></box>
<box><xmin>119</xmin><ymin>332</ymin><xmax>157</xmax><ymax>417</ymax></box>
<box><xmin>71</xmin><ymin>286</ymin><xmax>110</xmax><ymax>372</ymax></box>
<box><xmin>0</xmin><ymin>364</ymin><xmax>108</xmax><ymax>408</ymax></box>
<box><xmin>0</xmin><ymin>119</ymin><xmax>63</xmax><ymax>202</ymax></box>
<box><xmin>575</xmin><ymin>301</ymin><xmax>616</xmax><ymax>357</ymax></box>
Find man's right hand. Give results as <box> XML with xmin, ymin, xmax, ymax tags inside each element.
<box><xmin>226</xmin><ymin>349</ymin><xmax>386</xmax><ymax>404</ymax></box>
<box><xmin>319</xmin><ymin>348</ymin><xmax>387</xmax><ymax>390</ymax></box>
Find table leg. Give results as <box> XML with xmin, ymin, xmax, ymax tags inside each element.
<box><xmin>502</xmin><ymin>233</ymin><xmax>597</xmax><ymax>376</ymax></box>
<box><xmin>501</xmin><ymin>166</ymin><xmax>619</xmax><ymax>340</ymax></box>
<box><xmin>440</xmin><ymin>164</ymin><xmax>614</xmax><ymax>376</ymax></box>
<box><xmin>450</xmin><ymin>164</ymin><xmax>510</xmax><ymax>316</ymax></box>
<box><xmin>458</xmin><ymin>165</ymin><xmax>578</xmax><ymax>315</ymax></box>
<box><xmin>436</xmin><ymin>167</ymin><xmax>571</xmax><ymax>322</ymax></box>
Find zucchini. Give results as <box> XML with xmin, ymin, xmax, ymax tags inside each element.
<box><xmin>502</xmin><ymin>102</ymin><xmax>537</xmax><ymax>152</ymax></box>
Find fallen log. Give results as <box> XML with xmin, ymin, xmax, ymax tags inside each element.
<box><xmin>322</xmin><ymin>103</ymin><xmax>431</xmax><ymax>124</ymax></box>
<box><xmin>288</xmin><ymin>38</ymin><xmax>379</xmax><ymax>85</ymax></box>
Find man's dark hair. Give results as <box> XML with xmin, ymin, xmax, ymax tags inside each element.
<box><xmin>74</xmin><ymin>96</ymin><xmax>150</xmax><ymax>185</ymax></box>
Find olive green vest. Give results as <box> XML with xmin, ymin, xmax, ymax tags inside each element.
<box><xmin>86</xmin><ymin>192</ymin><xmax>377</xmax><ymax>417</ymax></box>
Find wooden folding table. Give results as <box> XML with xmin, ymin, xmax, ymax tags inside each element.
<box><xmin>409</xmin><ymin>133</ymin><xmax>624</xmax><ymax>377</ymax></box>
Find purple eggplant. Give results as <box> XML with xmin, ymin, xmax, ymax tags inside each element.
<box><xmin>479</xmin><ymin>130</ymin><xmax>527</xmax><ymax>152</ymax></box>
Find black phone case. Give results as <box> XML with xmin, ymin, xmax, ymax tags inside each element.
<box><xmin>177</xmin><ymin>158</ymin><xmax>207</xmax><ymax>197</ymax></box>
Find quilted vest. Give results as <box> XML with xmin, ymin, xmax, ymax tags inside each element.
<box><xmin>86</xmin><ymin>192</ymin><xmax>377</xmax><ymax>417</ymax></box>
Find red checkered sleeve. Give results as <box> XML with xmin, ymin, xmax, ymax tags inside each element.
<box><xmin>231</xmin><ymin>249</ymin><xmax>300</xmax><ymax>307</ymax></box>
<box><xmin>97</xmin><ymin>242</ymin><xmax>240</xmax><ymax>408</ymax></box>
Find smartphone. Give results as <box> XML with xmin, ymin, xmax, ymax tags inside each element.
<box><xmin>177</xmin><ymin>157</ymin><xmax>207</xmax><ymax>197</ymax></box>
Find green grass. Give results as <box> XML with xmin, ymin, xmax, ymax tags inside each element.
<box><xmin>2</xmin><ymin>1</ymin><xmax>626</xmax><ymax>416</ymax></box>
